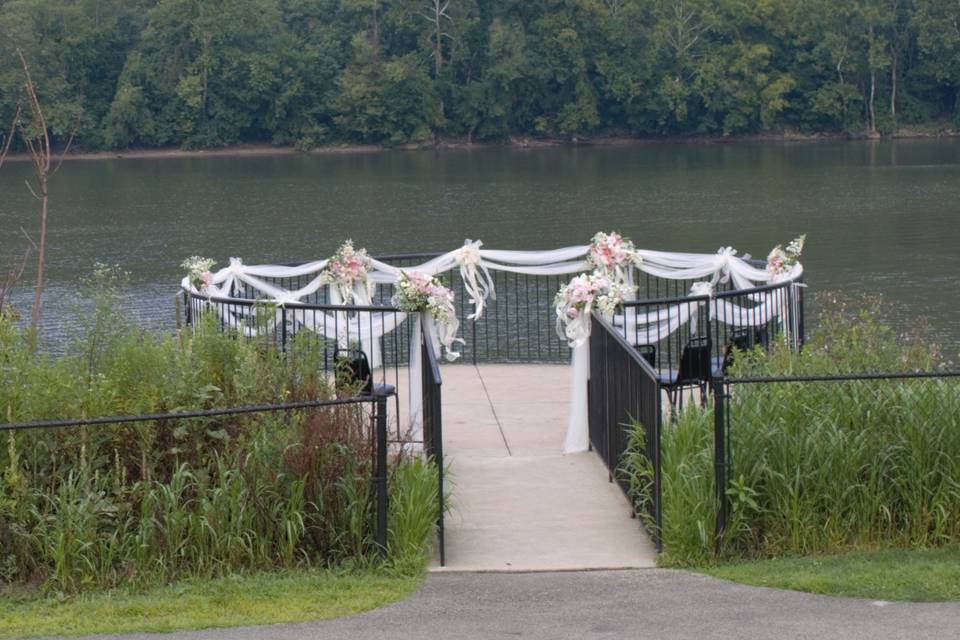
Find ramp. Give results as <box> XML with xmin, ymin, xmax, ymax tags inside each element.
<box><xmin>432</xmin><ymin>364</ymin><xmax>657</xmax><ymax>572</ymax></box>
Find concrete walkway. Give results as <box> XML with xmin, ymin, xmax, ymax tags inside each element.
<box><xmin>433</xmin><ymin>364</ymin><xmax>657</xmax><ymax>572</ymax></box>
<box><xmin>70</xmin><ymin>570</ymin><xmax>960</xmax><ymax>640</ymax></box>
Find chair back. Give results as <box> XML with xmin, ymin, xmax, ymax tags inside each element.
<box><xmin>635</xmin><ymin>344</ymin><xmax>656</xmax><ymax>368</ymax></box>
<box><xmin>334</xmin><ymin>347</ymin><xmax>373</xmax><ymax>394</ymax></box>
<box><xmin>676</xmin><ymin>336</ymin><xmax>711</xmax><ymax>384</ymax></box>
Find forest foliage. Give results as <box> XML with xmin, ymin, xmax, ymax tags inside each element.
<box><xmin>1</xmin><ymin>0</ymin><xmax>959</xmax><ymax>150</ymax></box>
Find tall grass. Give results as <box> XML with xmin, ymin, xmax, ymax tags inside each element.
<box><xmin>0</xmin><ymin>278</ymin><xmax>438</xmax><ymax>592</ymax></box>
<box><xmin>620</xmin><ymin>296</ymin><xmax>960</xmax><ymax>566</ymax></box>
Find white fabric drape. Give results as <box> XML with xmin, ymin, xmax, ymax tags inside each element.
<box><xmin>183</xmin><ymin>243</ymin><xmax>802</xmax><ymax>455</ymax></box>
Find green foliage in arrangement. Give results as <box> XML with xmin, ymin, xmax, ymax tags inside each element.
<box><xmin>0</xmin><ymin>276</ymin><xmax>439</xmax><ymax>593</ymax></box>
<box><xmin>2</xmin><ymin>1</ymin><xmax>960</xmax><ymax>150</ymax></box>
<box><xmin>620</xmin><ymin>296</ymin><xmax>960</xmax><ymax>567</ymax></box>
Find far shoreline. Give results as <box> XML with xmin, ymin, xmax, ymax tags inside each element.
<box><xmin>4</xmin><ymin>129</ymin><xmax>958</xmax><ymax>163</ymax></box>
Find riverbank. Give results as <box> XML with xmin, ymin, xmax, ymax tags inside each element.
<box><xmin>4</xmin><ymin>128</ymin><xmax>958</xmax><ymax>163</ymax></box>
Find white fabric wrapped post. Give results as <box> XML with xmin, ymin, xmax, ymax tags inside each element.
<box><xmin>564</xmin><ymin>342</ymin><xmax>591</xmax><ymax>453</ymax></box>
<box><xmin>408</xmin><ymin>313</ymin><xmax>424</xmax><ymax>446</ymax></box>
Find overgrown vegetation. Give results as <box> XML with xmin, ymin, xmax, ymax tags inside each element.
<box><xmin>2</xmin><ymin>1</ymin><xmax>960</xmax><ymax>150</ymax></box>
<box><xmin>0</xmin><ymin>272</ymin><xmax>438</xmax><ymax>593</ymax></box>
<box><xmin>621</xmin><ymin>295</ymin><xmax>960</xmax><ymax>567</ymax></box>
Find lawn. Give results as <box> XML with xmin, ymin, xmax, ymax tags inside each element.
<box><xmin>0</xmin><ymin>569</ymin><xmax>422</xmax><ymax>639</ymax></box>
<box><xmin>701</xmin><ymin>547</ymin><xmax>960</xmax><ymax>602</ymax></box>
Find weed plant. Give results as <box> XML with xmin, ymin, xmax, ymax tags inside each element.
<box><xmin>620</xmin><ymin>295</ymin><xmax>960</xmax><ymax>566</ymax></box>
<box><xmin>0</xmin><ymin>277</ymin><xmax>437</xmax><ymax>592</ymax></box>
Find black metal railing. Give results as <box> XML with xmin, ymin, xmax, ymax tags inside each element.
<box><xmin>588</xmin><ymin>312</ymin><xmax>663</xmax><ymax>548</ymax></box>
<box><xmin>711</xmin><ymin>370</ymin><xmax>960</xmax><ymax>544</ymax></box>
<box><xmin>191</xmin><ymin>253</ymin><xmax>574</xmax><ymax>365</ymax></box>
<box><xmin>185</xmin><ymin>254</ymin><xmax>803</xmax><ymax>374</ymax></box>
<box><xmin>618</xmin><ymin>275</ymin><xmax>804</xmax><ymax>402</ymax></box>
<box><xmin>0</xmin><ymin>391</ymin><xmax>396</xmax><ymax>556</ymax></box>
<box><xmin>421</xmin><ymin>325</ymin><xmax>446</xmax><ymax>566</ymax></box>
<box><xmin>375</xmin><ymin>254</ymin><xmax>573</xmax><ymax>364</ymax></box>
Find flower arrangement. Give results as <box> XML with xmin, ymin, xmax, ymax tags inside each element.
<box><xmin>320</xmin><ymin>240</ymin><xmax>372</xmax><ymax>304</ymax></box>
<box><xmin>392</xmin><ymin>270</ymin><xmax>457</xmax><ymax>323</ymax></box>
<box><xmin>766</xmin><ymin>234</ymin><xmax>806</xmax><ymax>278</ymax></box>
<box><xmin>555</xmin><ymin>272</ymin><xmax>635</xmax><ymax>347</ymax></box>
<box><xmin>181</xmin><ymin>256</ymin><xmax>216</xmax><ymax>292</ymax></box>
<box><xmin>587</xmin><ymin>231</ymin><xmax>642</xmax><ymax>274</ymax></box>
<box><xmin>393</xmin><ymin>270</ymin><xmax>463</xmax><ymax>360</ymax></box>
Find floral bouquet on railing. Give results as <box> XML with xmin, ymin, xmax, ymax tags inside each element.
<box><xmin>181</xmin><ymin>256</ymin><xmax>217</xmax><ymax>293</ymax></box>
<box><xmin>587</xmin><ymin>231</ymin><xmax>642</xmax><ymax>281</ymax></box>
<box><xmin>393</xmin><ymin>270</ymin><xmax>463</xmax><ymax>360</ymax></box>
<box><xmin>766</xmin><ymin>234</ymin><xmax>806</xmax><ymax>279</ymax></box>
<box><xmin>555</xmin><ymin>272</ymin><xmax>635</xmax><ymax>347</ymax></box>
<box><xmin>320</xmin><ymin>240</ymin><xmax>373</xmax><ymax>304</ymax></box>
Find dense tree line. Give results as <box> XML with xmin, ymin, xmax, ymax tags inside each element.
<box><xmin>1</xmin><ymin>0</ymin><xmax>959</xmax><ymax>150</ymax></box>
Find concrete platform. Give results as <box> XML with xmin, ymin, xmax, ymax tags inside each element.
<box><xmin>432</xmin><ymin>364</ymin><xmax>657</xmax><ymax>572</ymax></box>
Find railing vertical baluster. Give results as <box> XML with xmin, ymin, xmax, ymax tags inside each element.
<box><xmin>712</xmin><ymin>377</ymin><xmax>728</xmax><ymax>553</ymax></box>
<box><xmin>375</xmin><ymin>393</ymin><xmax>389</xmax><ymax>557</ymax></box>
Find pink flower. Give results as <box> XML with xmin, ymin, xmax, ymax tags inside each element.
<box><xmin>200</xmin><ymin>271</ymin><xmax>213</xmax><ymax>287</ymax></box>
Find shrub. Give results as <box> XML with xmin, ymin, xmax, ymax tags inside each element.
<box><xmin>0</xmin><ymin>290</ymin><xmax>437</xmax><ymax>592</ymax></box>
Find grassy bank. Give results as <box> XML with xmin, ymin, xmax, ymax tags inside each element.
<box><xmin>5</xmin><ymin>131</ymin><xmax>960</xmax><ymax>164</ymax></box>
<box><xmin>0</xmin><ymin>568</ymin><xmax>422</xmax><ymax>639</ymax></box>
<box><xmin>702</xmin><ymin>547</ymin><xmax>960</xmax><ymax>602</ymax></box>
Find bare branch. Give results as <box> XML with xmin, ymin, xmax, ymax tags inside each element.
<box><xmin>17</xmin><ymin>48</ymin><xmax>51</xmax><ymax>174</ymax></box>
<box><xmin>20</xmin><ymin>226</ymin><xmax>37</xmax><ymax>249</ymax></box>
<box><xmin>24</xmin><ymin>179</ymin><xmax>40</xmax><ymax>201</ymax></box>
<box><xmin>0</xmin><ymin>104</ymin><xmax>21</xmax><ymax>170</ymax></box>
<box><xmin>51</xmin><ymin>125</ymin><xmax>78</xmax><ymax>178</ymax></box>
<box><xmin>13</xmin><ymin>48</ymin><xmax>53</xmax><ymax>332</ymax></box>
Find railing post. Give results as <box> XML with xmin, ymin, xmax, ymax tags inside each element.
<box><xmin>472</xmin><ymin>319</ymin><xmax>477</xmax><ymax>366</ymax></box>
<box><xmin>375</xmin><ymin>394</ymin><xmax>389</xmax><ymax>557</ymax></box>
<box><xmin>434</xmin><ymin>393</ymin><xmax>445</xmax><ymax>567</ymax></box>
<box><xmin>796</xmin><ymin>279</ymin><xmax>805</xmax><ymax>349</ymax></box>
<box><xmin>183</xmin><ymin>290</ymin><xmax>192</xmax><ymax>326</ymax></box>
<box><xmin>712</xmin><ymin>377</ymin><xmax>728</xmax><ymax>554</ymax></box>
<box><xmin>280</xmin><ymin>306</ymin><xmax>288</xmax><ymax>353</ymax></box>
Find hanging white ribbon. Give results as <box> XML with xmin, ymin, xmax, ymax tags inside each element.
<box><xmin>454</xmin><ymin>239</ymin><xmax>496</xmax><ymax>320</ymax></box>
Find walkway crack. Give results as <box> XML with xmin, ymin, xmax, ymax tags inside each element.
<box><xmin>475</xmin><ymin>365</ymin><xmax>512</xmax><ymax>456</ymax></box>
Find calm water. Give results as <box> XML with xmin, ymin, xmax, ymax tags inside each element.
<box><xmin>1</xmin><ymin>140</ymin><xmax>959</xmax><ymax>349</ymax></box>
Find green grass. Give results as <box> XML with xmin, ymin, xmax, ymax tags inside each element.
<box><xmin>701</xmin><ymin>547</ymin><xmax>960</xmax><ymax>602</ymax></box>
<box><xmin>0</xmin><ymin>568</ymin><xmax>423</xmax><ymax>639</ymax></box>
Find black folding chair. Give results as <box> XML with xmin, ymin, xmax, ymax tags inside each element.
<box><xmin>658</xmin><ymin>336</ymin><xmax>715</xmax><ymax>413</ymax></box>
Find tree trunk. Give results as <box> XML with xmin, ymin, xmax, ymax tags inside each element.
<box><xmin>31</xmin><ymin>184</ymin><xmax>47</xmax><ymax>330</ymax></box>
<box><xmin>372</xmin><ymin>0</ymin><xmax>380</xmax><ymax>56</ymax></box>
<box><xmin>434</xmin><ymin>1</ymin><xmax>443</xmax><ymax>76</ymax></box>
<box><xmin>869</xmin><ymin>69</ymin><xmax>877</xmax><ymax>135</ymax></box>
<box><xmin>890</xmin><ymin>50</ymin><xmax>898</xmax><ymax>129</ymax></box>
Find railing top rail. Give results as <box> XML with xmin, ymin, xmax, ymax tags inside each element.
<box><xmin>724</xmin><ymin>370</ymin><xmax>960</xmax><ymax>384</ymax></box>
<box><xmin>621</xmin><ymin>273</ymin><xmax>803</xmax><ymax>308</ymax></box>
<box><xmin>592</xmin><ymin>312</ymin><xmax>661</xmax><ymax>380</ymax></box>
<box><xmin>0</xmin><ymin>396</ymin><xmax>380</xmax><ymax>432</ymax></box>
<box><xmin>187</xmin><ymin>253</ymin><xmax>800</xmax><ymax>313</ymax></box>
<box><xmin>184</xmin><ymin>291</ymin><xmax>403</xmax><ymax>313</ymax></box>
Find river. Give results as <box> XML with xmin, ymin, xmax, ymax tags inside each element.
<box><xmin>1</xmin><ymin>139</ymin><xmax>958</xmax><ymax>351</ymax></box>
